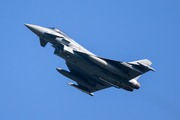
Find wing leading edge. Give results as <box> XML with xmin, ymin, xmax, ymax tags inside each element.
<box><xmin>74</xmin><ymin>51</ymin><xmax>154</xmax><ymax>80</ymax></box>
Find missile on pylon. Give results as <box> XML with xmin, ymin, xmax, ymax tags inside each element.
<box><xmin>67</xmin><ymin>83</ymin><xmax>94</xmax><ymax>96</ymax></box>
<box><xmin>56</xmin><ymin>68</ymin><xmax>94</xmax><ymax>96</ymax></box>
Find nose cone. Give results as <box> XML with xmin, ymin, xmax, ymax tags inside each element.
<box><xmin>24</xmin><ymin>24</ymin><xmax>44</xmax><ymax>36</ymax></box>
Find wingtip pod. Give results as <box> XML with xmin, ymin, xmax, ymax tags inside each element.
<box><xmin>67</xmin><ymin>83</ymin><xmax>94</xmax><ymax>96</ymax></box>
<box><xmin>56</xmin><ymin>68</ymin><xmax>94</xmax><ymax>96</ymax></box>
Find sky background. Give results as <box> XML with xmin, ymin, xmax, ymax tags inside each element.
<box><xmin>0</xmin><ymin>0</ymin><xmax>180</xmax><ymax>120</ymax></box>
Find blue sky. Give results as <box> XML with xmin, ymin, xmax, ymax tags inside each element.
<box><xmin>0</xmin><ymin>0</ymin><xmax>180</xmax><ymax>120</ymax></box>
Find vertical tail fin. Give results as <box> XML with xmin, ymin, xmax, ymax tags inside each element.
<box><xmin>129</xmin><ymin>59</ymin><xmax>152</xmax><ymax>66</ymax></box>
<box><xmin>129</xmin><ymin>59</ymin><xmax>155</xmax><ymax>72</ymax></box>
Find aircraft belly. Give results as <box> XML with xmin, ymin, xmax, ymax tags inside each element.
<box><xmin>53</xmin><ymin>44</ymin><xmax>137</xmax><ymax>89</ymax></box>
<box><xmin>75</xmin><ymin>62</ymin><xmax>135</xmax><ymax>90</ymax></box>
<box><xmin>64</xmin><ymin>55</ymin><xmax>125</xmax><ymax>88</ymax></box>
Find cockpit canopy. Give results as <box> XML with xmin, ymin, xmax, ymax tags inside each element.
<box><xmin>47</xmin><ymin>27</ymin><xmax>70</xmax><ymax>38</ymax></box>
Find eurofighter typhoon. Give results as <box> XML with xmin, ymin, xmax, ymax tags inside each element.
<box><xmin>25</xmin><ymin>24</ymin><xmax>155</xmax><ymax>96</ymax></box>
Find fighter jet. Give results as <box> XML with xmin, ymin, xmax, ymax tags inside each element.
<box><xmin>25</xmin><ymin>24</ymin><xmax>155</xmax><ymax>96</ymax></box>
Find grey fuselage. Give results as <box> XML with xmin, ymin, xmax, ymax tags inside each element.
<box><xmin>25</xmin><ymin>24</ymin><xmax>155</xmax><ymax>95</ymax></box>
